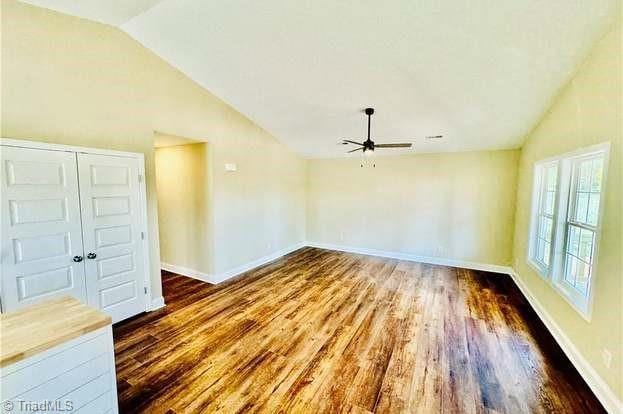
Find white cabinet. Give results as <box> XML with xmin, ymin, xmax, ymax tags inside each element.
<box><xmin>1</xmin><ymin>140</ymin><xmax>151</xmax><ymax>323</ymax></box>
<box><xmin>1</xmin><ymin>327</ymin><xmax>118</xmax><ymax>414</ymax></box>
<box><xmin>1</xmin><ymin>297</ymin><xmax>119</xmax><ymax>414</ymax></box>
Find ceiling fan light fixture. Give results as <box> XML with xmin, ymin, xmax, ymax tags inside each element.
<box><xmin>360</xmin><ymin>146</ymin><xmax>376</xmax><ymax>168</ymax></box>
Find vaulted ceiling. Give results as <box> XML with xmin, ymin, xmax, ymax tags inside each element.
<box><xmin>21</xmin><ymin>0</ymin><xmax>620</xmax><ymax>158</ymax></box>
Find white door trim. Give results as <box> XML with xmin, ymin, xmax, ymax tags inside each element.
<box><xmin>0</xmin><ymin>137</ymin><xmax>153</xmax><ymax>314</ymax></box>
<box><xmin>136</xmin><ymin>160</ymin><xmax>154</xmax><ymax>311</ymax></box>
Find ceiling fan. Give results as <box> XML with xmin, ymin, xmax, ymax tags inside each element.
<box><xmin>341</xmin><ymin>108</ymin><xmax>413</xmax><ymax>154</ymax></box>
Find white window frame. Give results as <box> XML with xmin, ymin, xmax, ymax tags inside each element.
<box><xmin>528</xmin><ymin>160</ymin><xmax>560</xmax><ymax>277</ymax></box>
<box><xmin>527</xmin><ymin>142</ymin><xmax>610</xmax><ymax>321</ymax></box>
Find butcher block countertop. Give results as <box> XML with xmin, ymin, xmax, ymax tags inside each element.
<box><xmin>0</xmin><ymin>296</ymin><xmax>112</xmax><ymax>368</ymax></box>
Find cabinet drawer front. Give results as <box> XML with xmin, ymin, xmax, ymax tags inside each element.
<box><xmin>1</xmin><ymin>333</ymin><xmax>108</xmax><ymax>401</ymax></box>
<box><xmin>7</xmin><ymin>354</ymin><xmax>109</xmax><ymax>411</ymax></box>
<box><xmin>65</xmin><ymin>371</ymin><xmax>112</xmax><ymax>412</ymax></box>
<box><xmin>74</xmin><ymin>391</ymin><xmax>112</xmax><ymax>414</ymax></box>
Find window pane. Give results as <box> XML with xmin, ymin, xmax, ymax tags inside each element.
<box><xmin>543</xmin><ymin>241</ymin><xmax>551</xmax><ymax>266</ymax></box>
<box><xmin>536</xmin><ymin>238</ymin><xmax>545</xmax><ymax>262</ymax></box>
<box><xmin>575</xmin><ymin>192</ymin><xmax>589</xmax><ymax>223</ymax></box>
<box><xmin>575</xmin><ymin>263</ymin><xmax>591</xmax><ymax>295</ymax></box>
<box><xmin>578</xmin><ymin>159</ymin><xmax>592</xmax><ymax>191</ymax></box>
<box><xmin>546</xmin><ymin>166</ymin><xmax>557</xmax><ymax>191</ymax></box>
<box><xmin>590</xmin><ymin>158</ymin><xmax>603</xmax><ymax>192</ymax></box>
<box><xmin>544</xmin><ymin>191</ymin><xmax>555</xmax><ymax>215</ymax></box>
<box><xmin>565</xmin><ymin>254</ymin><xmax>591</xmax><ymax>295</ymax></box>
<box><xmin>540</xmin><ymin>216</ymin><xmax>553</xmax><ymax>242</ymax></box>
<box><xmin>567</xmin><ymin>225</ymin><xmax>581</xmax><ymax>256</ymax></box>
<box><xmin>564</xmin><ymin>254</ymin><xmax>578</xmax><ymax>286</ymax></box>
<box><xmin>538</xmin><ymin>216</ymin><xmax>547</xmax><ymax>239</ymax></box>
<box><xmin>530</xmin><ymin>162</ymin><xmax>558</xmax><ymax>274</ymax></box>
<box><xmin>564</xmin><ymin>223</ymin><xmax>595</xmax><ymax>297</ymax></box>
<box><xmin>587</xmin><ymin>193</ymin><xmax>600</xmax><ymax>226</ymax></box>
<box><xmin>578</xmin><ymin>228</ymin><xmax>594</xmax><ymax>263</ymax></box>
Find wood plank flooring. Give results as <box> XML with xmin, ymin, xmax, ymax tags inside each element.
<box><xmin>113</xmin><ymin>247</ymin><xmax>604</xmax><ymax>413</ymax></box>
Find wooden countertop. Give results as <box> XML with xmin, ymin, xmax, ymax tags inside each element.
<box><xmin>0</xmin><ymin>296</ymin><xmax>112</xmax><ymax>368</ymax></box>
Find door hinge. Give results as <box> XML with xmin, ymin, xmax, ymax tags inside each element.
<box><xmin>138</xmin><ymin>174</ymin><xmax>143</xmax><ymax>183</ymax></box>
<box><xmin>141</xmin><ymin>231</ymin><xmax>145</xmax><ymax>240</ymax></box>
<box><xmin>144</xmin><ymin>287</ymin><xmax>148</xmax><ymax>294</ymax></box>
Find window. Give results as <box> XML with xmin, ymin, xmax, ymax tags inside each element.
<box><xmin>528</xmin><ymin>143</ymin><xmax>609</xmax><ymax>319</ymax></box>
<box><xmin>529</xmin><ymin>161</ymin><xmax>558</xmax><ymax>274</ymax></box>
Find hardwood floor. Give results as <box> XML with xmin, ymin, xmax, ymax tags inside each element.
<box><xmin>113</xmin><ymin>247</ymin><xmax>604</xmax><ymax>413</ymax></box>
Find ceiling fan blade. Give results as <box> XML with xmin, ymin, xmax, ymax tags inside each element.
<box><xmin>375</xmin><ymin>143</ymin><xmax>413</xmax><ymax>148</ymax></box>
<box><xmin>347</xmin><ymin>147</ymin><xmax>363</xmax><ymax>153</ymax></box>
<box><xmin>342</xmin><ymin>139</ymin><xmax>364</xmax><ymax>146</ymax></box>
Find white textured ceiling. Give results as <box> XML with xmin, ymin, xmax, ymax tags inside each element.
<box><xmin>20</xmin><ymin>0</ymin><xmax>620</xmax><ymax>158</ymax></box>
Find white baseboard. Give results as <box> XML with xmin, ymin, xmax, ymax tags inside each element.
<box><xmin>162</xmin><ymin>241</ymin><xmax>510</xmax><ymax>285</ymax></box>
<box><xmin>149</xmin><ymin>296</ymin><xmax>165</xmax><ymax>311</ymax></box>
<box><xmin>161</xmin><ymin>262</ymin><xmax>214</xmax><ymax>283</ymax></box>
<box><xmin>509</xmin><ymin>269</ymin><xmax>622</xmax><ymax>414</ymax></box>
<box><xmin>160</xmin><ymin>241</ymin><xmax>306</xmax><ymax>285</ymax></box>
<box><xmin>212</xmin><ymin>242</ymin><xmax>306</xmax><ymax>283</ymax></box>
<box><xmin>305</xmin><ymin>241</ymin><xmax>514</xmax><ymax>275</ymax></box>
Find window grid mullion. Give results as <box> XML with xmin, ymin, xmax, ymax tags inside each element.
<box><xmin>567</xmin><ymin>220</ymin><xmax>597</xmax><ymax>232</ymax></box>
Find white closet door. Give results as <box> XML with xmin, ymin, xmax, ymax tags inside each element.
<box><xmin>0</xmin><ymin>146</ymin><xmax>88</xmax><ymax>311</ymax></box>
<box><xmin>77</xmin><ymin>153</ymin><xmax>146</xmax><ymax>323</ymax></box>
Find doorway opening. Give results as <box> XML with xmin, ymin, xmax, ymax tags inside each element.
<box><xmin>154</xmin><ymin>132</ymin><xmax>211</xmax><ymax>280</ymax></box>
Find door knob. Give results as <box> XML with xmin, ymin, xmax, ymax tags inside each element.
<box><xmin>87</xmin><ymin>252</ymin><xmax>97</xmax><ymax>259</ymax></box>
<box><xmin>73</xmin><ymin>255</ymin><xmax>83</xmax><ymax>262</ymax></box>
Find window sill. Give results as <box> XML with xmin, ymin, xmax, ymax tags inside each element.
<box><xmin>525</xmin><ymin>256</ymin><xmax>592</xmax><ymax>322</ymax></box>
<box><xmin>552</xmin><ymin>280</ymin><xmax>592</xmax><ymax>322</ymax></box>
<box><xmin>527</xmin><ymin>258</ymin><xmax>549</xmax><ymax>279</ymax></box>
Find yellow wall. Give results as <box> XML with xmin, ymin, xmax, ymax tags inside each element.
<box><xmin>2</xmin><ymin>0</ymin><xmax>621</xmax><ymax>402</ymax></box>
<box><xmin>307</xmin><ymin>150</ymin><xmax>519</xmax><ymax>266</ymax></box>
<box><xmin>155</xmin><ymin>142</ymin><xmax>211</xmax><ymax>274</ymax></box>
<box><xmin>210</xmin><ymin>125</ymin><xmax>306</xmax><ymax>274</ymax></box>
<box><xmin>512</xmin><ymin>21</ymin><xmax>622</xmax><ymax>399</ymax></box>
<box><xmin>1</xmin><ymin>0</ymin><xmax>306</xmax><ymax>294</ymax></box>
